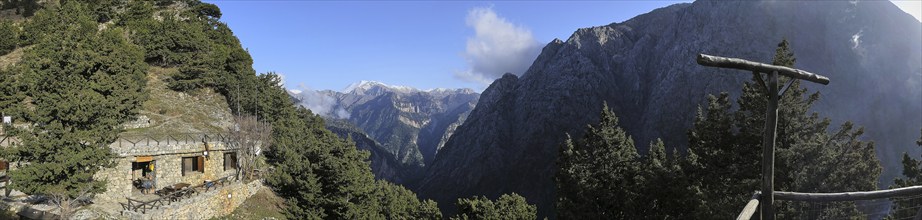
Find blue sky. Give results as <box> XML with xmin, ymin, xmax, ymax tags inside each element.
<box><xmin>207</xmin><ymin>1</ymin><xmax>692</xmax><ymax>92</ymax></box>
<box><xmin>207</xmin><ymin>1</ymin><xmax>921</xmax><ymax>92</ymax></box>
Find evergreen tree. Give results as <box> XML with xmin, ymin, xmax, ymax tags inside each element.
<box><xmin>687</xmin><ymin>39</ymin><xmax>881</xmax><ymax>218</ymax></box>
<box><xmin>556</xmin><ymin>103</ymin><xmax>644</xmax><ymax>219</ymax></box>
<box><xmin>374</xmin><ymin>181</ymin><xmax>442</xmax><ymax>220</ymax></box>
<box><xmin>451</xmin><ymin>193</ymin><xmax>536</xmax><ymax>220</ymax></box>
<box><xmin>0</xmin><ymin>68</ymin><xmax>27</xmax><ymax>119</ymax></box>
<box><xmin>636</xmin><ymin>139</ymin><xmax>703</xmax><ymax>219</ymax></box>
<box><xmin>0</xmin><ymin>20</ymin><xmax>16</xmax><ymax>55</ymax></box>
<box><xmin>887</xmin><ymin>129</ymin><xmax>922</xmax><ymax>219</ymax></box>
<box><xmin>557</xmin><ymin>104</ymin><xmax>702</xmax><ymax>219</ymax></box>
<box><xmin>255</xmin><ymin>73</ymin><xmax>439</xmax><ymax>219</ymax></box>
<box><xmin>133</xmin><ymin>12</ymin><xmax>209</xmax><ymax>66</ymax></box>
<box><xmin>1</xmin><ymin>1</ymin><xmax>147</xmax><ymax>218</ymax></box>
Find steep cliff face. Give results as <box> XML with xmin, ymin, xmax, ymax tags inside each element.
<box><xmin>294</xmin><ymin>82</ymin><xmax>480</xmax><ymax>184</ymax></box>
<box><xmin>417</xmin><ymin>0</ymin><xmax>922</xmax><ymax>217</ymax></box>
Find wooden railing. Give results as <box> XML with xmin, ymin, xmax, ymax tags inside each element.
<box><xmin>114</xmin><ymin>132</ymin><xmax>229</xmax><ymax>148</ymax></box>
<box><xmin>120</xmin><ymin>176</ymin><xmax>233</xmax><ymax>214</ymax></box>
<box><xmin>735</xmin><ymin>186</ymin><xmax>922</xmax><ymax>220</ymax></box>
<box><xmin>736</xmin><ymin>192</ymin><xmax>761</xmax><ymax>220</ymax></box>
<box><xmin>0</xmin><ymin>132</ymin><xmax>228</xmax><ymax>148</ymax></box>
<box><xmin>0</xmin><ymin>135</ymin><xmax>15</xmax><ymax>147</ymax></box>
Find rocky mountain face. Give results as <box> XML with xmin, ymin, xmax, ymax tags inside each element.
<box><xmin>292</xmin><ymin>81</ymin><xmax>480</xmax><ymax>184</ymax></box>
<box><xmin>416</xmin><ymin>0</ymin><xmax>922</xmax><ymax>217</ymax></box>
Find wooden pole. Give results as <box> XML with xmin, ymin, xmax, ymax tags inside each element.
<box><xmin>761</xmin><ymin>71</ymin><xmax>779</xmax><ymax>220</ymax></box>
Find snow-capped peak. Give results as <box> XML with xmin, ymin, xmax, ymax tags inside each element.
<box><xmin>343</xmin><ymin>80</ymin><xmax>417</xmax><ymax>94</ymax></box>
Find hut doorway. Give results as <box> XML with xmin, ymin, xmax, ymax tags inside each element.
<box><xmin>131</xmin><ymin>156</ymin><xmax>156</xmax><ymax>194</ymax></box>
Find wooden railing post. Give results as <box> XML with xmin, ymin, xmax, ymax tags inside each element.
<box><xmin>761</xmin><ymin>71</ymin><xmax>779</xmax><ymax>220</ymax></box>
<box><xmin>737</xmin><ymin>191</ymin><xmax>762</xmax><ymax>220</ymax></box>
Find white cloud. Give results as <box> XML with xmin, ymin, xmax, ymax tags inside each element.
<box><xmin>456</xmin><ymin>7</ymin><xmax>542</xmax><ymax>85</ymax></box>
<box><xmin>292</xmin><ymin>84</ymin><xmax>351</xmax><ymax>119</ymax></box>
<box><xmin>891</xmin><ymin>0</ymin><xmax>922</xmax><ymax>22</ymax></box>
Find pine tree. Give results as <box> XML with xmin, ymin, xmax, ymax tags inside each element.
<box><xmin>556</xmin><ymin>103</ymin><xmax>644</xmax><ymax>219</ymax></box>
<box><xmin>256</xmin><ymin>73</ymin><xmax>440</xmax><ymax>219</ymax></box>
<box><xmin>887</xmin><ymin>129</ymin><xmax>922</xmax><ymax>219</ymax></box>
<box><xmin>687</xmin><ymin>39</ymin><xmax>881</xmax><ymax>218</ymax></box>
<box><xmin>636</xmin><ymin>139</ymin><xmax>703</xmax><ymax>219</ymax></box>
<box><xmin>374</xmin><ymin>181</ymin><xmax>442</xmax><ymax>220</ymax></box>
<box><xmin>2</xmin><ymin>1</ymin><xmax>147</xmax><ymax>218</ymax></box>
<box><xmin>0</xmin><ymin>20</ymin><xmax>16</xmax><ymax>55</ymax></box>
<box><xmin>451</xmin><ymin>193</ymin><xmax>536</xmax><ymax>220</ymax></box>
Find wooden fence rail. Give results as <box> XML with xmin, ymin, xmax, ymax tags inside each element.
<box><xmin>774</xmin><ymin>186</ymin><xmax>922</xmax><ymax>202</ymax></box>
<box><xmin>120</xmin><ymin>176</ymin><xmax>233</xmax><ymax>214</ymax></box>
<box><xmin>115</xmin><ymin>132</ymin><xmax>228</xmax><ymax>148</ymax></box>
<box><xmin>2</xmin><ymin>132</ymin><xmax>228</xmax><ymax>148</ymax></box>
<box><xmin>736</xmin><ymin>186</ymin><xmax>922</xmax><ymax>219</ymax></box>
<box><xmin>736</xmin><ymin>191</ymin><xmax>761</xmax><ymax>220</ymax></box>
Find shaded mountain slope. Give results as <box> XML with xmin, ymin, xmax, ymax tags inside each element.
<box><xmin>417</xmin><ymin>0</ymin><xmax>922</xmax><ymax>217</ymax></box>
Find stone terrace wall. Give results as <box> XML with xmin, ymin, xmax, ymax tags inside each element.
<box><xmin>123</xmin><ymin>180</ymin><xmax>263</xmax><ymax>220</ymax></box>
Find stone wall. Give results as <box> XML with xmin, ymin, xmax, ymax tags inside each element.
<box><xmin>93</xmin><ymin>159</ymin><xmax>133</xmax><ymax>207</ymax></box>
<box><xmin>156</xmin><ymin>151</ymin><xmax>236</xmax><ymax>189</ymax></box>
<box><xmin>122</xmin><ymin>180</ymin><xmax>263</xmax><ymax>220</ymax></box>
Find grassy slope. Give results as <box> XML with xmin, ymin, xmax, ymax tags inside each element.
<box><xmin>121</xmin><ymin>67</ymin><xmax>234</xmax><ymax>135</ymax></box>
<box><xmin>211</xmin><ymin>187</ymin><xmax>287</xmax><ymax>220</ymax></box>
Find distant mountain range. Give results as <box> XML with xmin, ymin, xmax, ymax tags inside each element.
<box><xmin>290</xmin><ymin>81</ymin><xmax>479</xmax><ymax>184</ymax></box>
<box><xmin>415</xmin><ymin>0</ymin><xmax>922</xmax><ymax>217</ymax></box>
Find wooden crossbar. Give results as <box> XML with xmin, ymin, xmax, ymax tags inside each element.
<box><xmin>697</xmin><ymin>54</ymin><xmax>830</xmax><ymax>85</ymax></box>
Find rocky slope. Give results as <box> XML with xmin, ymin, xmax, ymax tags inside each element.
<box><xmin>292</xmin><ymin>81</ymin><xmax>479</xmax><ymax>183</ymax></box>
<box><xmin>416</xmin><ymin>0</ymin><xmax>922</xmax><ymax>217</ymax></box>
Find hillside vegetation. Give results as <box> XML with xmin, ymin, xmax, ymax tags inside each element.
<box><xmin>0</xmin><ymin>0</ymin><xmax>535</xmax><ymax>219</ymax></box>
<box><xmin>122</xmin><ymin>66</ymin><xmax>233</xmax><ymax>136</ymax></box>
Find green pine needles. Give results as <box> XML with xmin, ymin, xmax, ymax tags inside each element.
<box><xmin>1</xmin><ymin>1</ymin><xmax>148</xmax><ymax>218</ymax></box>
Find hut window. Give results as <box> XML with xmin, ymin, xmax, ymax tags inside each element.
<box><xmin>224</xmin><ymin>152</ymin><xmax>237</xmax><ymax>171</ymax></box>
<box><xmin>182</xmin><ymin>156</ymin><xmax>205</xmax><ymax>176</ymax></box>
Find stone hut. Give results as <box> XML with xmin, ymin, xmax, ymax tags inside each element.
<box><xmin>92</xmin><ymin>133</ymin><xmax>240</xmax><ymax>206</ymax></box>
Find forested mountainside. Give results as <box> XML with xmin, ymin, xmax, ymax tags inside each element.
<box><xmin>0</xmin><ymin>1</ymin><xmax>455</xmax><ymax>219</ymax></box>
<box><xmin>418</xmin><ymin>0</ymin><xmax>921</xmax><ymax>217</ymax></box>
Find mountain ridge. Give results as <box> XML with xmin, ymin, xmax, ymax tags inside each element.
<box><xmin>417</xmin><ymin>0</ymin><xmax>922</xmax><ymax>217</ymax></box>
<box><xmin>291</xmin><ymin>81</ymin><xmax>480</xmax><ymax>184</ymax></box>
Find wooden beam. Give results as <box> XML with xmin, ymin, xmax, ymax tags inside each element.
<box><xmin>779</xmin><ymin>79</ymin><xmax>796</xmax><ymax>97</ymax></box>
<box><xmin>774</xmin><ymin>186</ymin><xmax>922</xmax><ymax>202</ymax></box>
<box><xmin>697</xmin><ymin>54</ymin><xmax>830</xmax><ymax>85</ymax></box>
<box><xmin>736</xmin><ymin>191</ymin><xmax>761</xmax><ymax>220</ymax></box>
